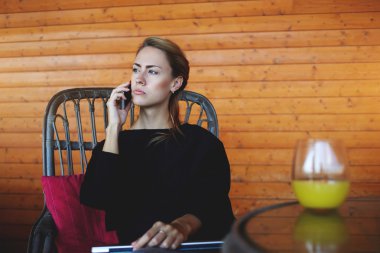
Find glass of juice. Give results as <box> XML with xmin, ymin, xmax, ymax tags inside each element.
<box><xmin>292</xmin><ymin>139</ymin><xmax>350</xmax><ymax>210</ymax></box>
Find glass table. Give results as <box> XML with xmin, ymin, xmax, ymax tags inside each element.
<box><xmin>222</xmin><ymin>198</ymin><xmax>380</xmax><ymax>253</ymax></box>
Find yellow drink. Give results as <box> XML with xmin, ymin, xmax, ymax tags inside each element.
<box><xmin>292</xmin><ymin>180</ymin><xmax>350</xmax><ymax>209</ymax></box>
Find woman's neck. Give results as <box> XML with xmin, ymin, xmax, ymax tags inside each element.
<box><xmin>132</xmin><ymin>106</ymin><xmax>171</xmax><ymax>130</ymax></box>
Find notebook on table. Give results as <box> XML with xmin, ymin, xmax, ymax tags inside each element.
<box><xmin>92</xmin><ymin>241</ymin><xmax>223</xmax><ymax>252</ymax></box>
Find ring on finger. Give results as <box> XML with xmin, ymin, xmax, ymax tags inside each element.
<box><xmin>158</xmin><ymin>230</ymin><xmax>167</xmax><ymax>236</ymax></box>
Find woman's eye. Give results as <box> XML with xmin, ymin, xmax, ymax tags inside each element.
<box><xmin>132</xmin><ymin>68</ymin><xmax>139</xmax><ymax>73</ymax></box>
<box><xmin>148</xmin><ymin>69</ymin><xmax>159</xmax><ymax>75</ymax></box>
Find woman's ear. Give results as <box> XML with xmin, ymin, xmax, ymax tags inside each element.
<box><xmin>170</xmin><ymin>76</ymin><xmax>184</xmax><ymax>93</ymax></box>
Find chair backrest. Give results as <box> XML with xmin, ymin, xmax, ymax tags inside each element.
<box><xmin>43</xmin><ymin>87</ymin><xmax>219</xmax><ymax>176</ymax></box>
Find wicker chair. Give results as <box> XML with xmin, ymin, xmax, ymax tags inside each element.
<box><xmin>27</xmin><ymin>87</ymin><xmax>219</xmax><ymax>253</ymax></box>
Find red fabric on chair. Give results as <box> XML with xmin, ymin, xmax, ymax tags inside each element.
<box><xmin>41</xmin><ymin>174</ymin><xmax>118</xmax><ymax>253</ymax></box>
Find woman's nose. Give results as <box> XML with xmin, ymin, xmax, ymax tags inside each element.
<box><xmin>135</xmin><ymin>72</ymin><xmax>145</xmax><ymax>86</ymax></box>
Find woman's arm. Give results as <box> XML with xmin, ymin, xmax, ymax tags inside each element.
<box><xmin>80</xmin><ymin>83</ymin><xmax>131</xmax><ymax>208</ymax></box>
<box><xmin>79</xmin><ymin>140</ymin><xmax>121</xmax><ymax>210</ymax></box>
<box><xmin>103</xmin><ymin>123</ymin><xmax>121</xmax><ymax>154</ymax></box>
<box><xmin>183</xmin><ymin>139</ymin><xmax>235</xmax><ymax>240</ymax></box>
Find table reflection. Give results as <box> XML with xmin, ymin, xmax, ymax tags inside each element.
<box><xmin>293</xmin><ymin>210</ymin><xmax>349</xmax><ymax>252</ymax></box>
<box><xmin>223</xmin><ymin>198</ymin><xmax>380</xmax><ymax>253</ymax></box>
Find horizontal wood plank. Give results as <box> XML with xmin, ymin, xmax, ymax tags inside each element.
<box><xmin>227</xmin><ymin>148</ymin><xmax>380</xmax><ymax>166</ymax></box>
<box><xmin>230</xmin><ymin>198</ymin><xmax>293</xmax><ymax>216</ymax></box>
<box><xmin>218</xmin><ymin>114</ymin><xmax>380</xmax><ymax>132</ymax></box>
<box><xmin>1</xmin><ymin>63</ymin><xmax>380</xmax><ymax>88</ymax></box>
<box><xmin>349</xmin><ymin>149</ymin><xmax>380</xmax><ymax>165</ymax></box>
<box><xmin>0</xmin><ymin>209</ymin><xmax>41</xmax><ymax>225</ymax></box>
<box><xmin>0</xmin><ymin>224</ymin><xmax>31</xmax><ymax>239</ymax></box>
<box><xmin>212</xmin><ymin>97</ymin><xmax>380</xmax><ymax>115</ymax></box>
<box><xmin>0</xmin><ymin>117</ymin><xmax>44</xmax><ymax>132</ymax></box>
<box><xmin>2</xmin><ymin>29</ymin><xmax>380</xmax><ymax>58</ymax></box>
<box><xmin>191</xmin><ymin>80</ymin><xmax>380</xmax><ymax>99</ymax></box>
<box><xmin>0</xmin><ymin>178</ymin><xmax>42</xmax><ymax>194</ymax></box>
<box><xmin>0</xmin><ymin>239</ymin><xmax>27</xmax><ymax>253</ymax></box>
<box><xmin>188</xmin><ymin>46</ymin><xmax>380</xmax><ymax>66</ymax></box>
<box><xmin>292</xmin><ymin>0</ymin><xmax>380</xmax><ymax>14</ymax></box>
<box><xmin>0</xmin><ymin>163</ymin><xmax>42</xmax><ymax>179</ymax></box>
<box><xmin>5</xmin><ymin>0</ymin><xmax>380</xmax><ymax>16</ymax></box>
<box><xmin>0</xmin><ymin>194</ymin><xmax>43</xmax><ymax>209</ymax></box>
<box><xmin>0</xmin><ymin>0</ymin><xmax>243</xmax><ymax>13</ymax></box>
<box><xmin>2</xmin><ymin>46</ymin><xmax>380</xmax><ymax>73</ymax></box>
<box><xmin>1</xmin><ymin>13</ymin><xmax>380</xmax><ymax>43</ymax></box>
<box><xmin>220</xmin><ymin>131</ymin><xmax>380</xmax><ymax>149</ymax></box>
<box><xmin>0</xmin><ymin>0</ymin><xmax>291</xmax><ymax>28</ymax></box>
<box><xmin>231</xmin><ymin>165</ymin><xmax>380</xmax><ymax>183</ymax></box>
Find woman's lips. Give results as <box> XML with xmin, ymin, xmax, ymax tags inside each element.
<box><xmin>133</xmin><ymin>89</ymin><xmax>145</xmax><ymax>95</ymax></box>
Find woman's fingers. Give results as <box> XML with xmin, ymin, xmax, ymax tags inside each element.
<box><xmin>118</xmin><ymin>82</ymin><xmax>131</xmax><ymax>95</ymax></box>
<box><xmin>147</xmin><ymin>230</ymin><xmax>167</xmax><ymax>247</ymax></box>
<box><xmin>110</xmin><ymin>82</ymin><xmax>131</xmax><ymax>96</ymax></box>
<box><xmin>170</xmin><ymin>236</ymin><xmax>183</xmax><ymax>250</ymax></box>
<box><xmin>133</xmin><ymin>222</ymin><xmax>186</xmax><ymax>250</ymax></box>
<box><xmin>133</xmin><ymin>221</ymin><xmax>164</xmax><ymax>250</ymax></box>
<box><xmin>108</xmin><ymin>85</ymin><xmax>131</xmax><ymax>107</ymax></box>
<box><xmin>159</xmin><ymin>229</ymin><xmax>179</xmax><ymax>249</ymax></box>
<box><xmin>107</xmin><ymin>92</ymin><xmax>124</xmax><ymax>107</ymax></box>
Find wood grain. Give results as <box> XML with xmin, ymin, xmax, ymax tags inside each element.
<box><xmin>0</xmin><ymin>0</ymin><xmax>246</xmax><ymax>13</ymax></box>
<box><xmin>1</xmin><ymin>12</ymin><xmax>380</xmax><ymax>43</ymax></box>
<box><xmin>0</xmin><ymin>194</ymin><xmax>43</xmax><ymax>209</ymax></box>
<box><xmin>0</xmin><ymin>0</ymin><xmax>292</xmax><ymax>28</ymax></box>
<box><xmin>2</xmin><ymin>29</ymin><xmax>380</xmax><ymax>58</ymax></box>
<box><xmin>1</xmin><ymin>63</ymin><xmax>380</xmax><ymax>88</ymax></box>
<box><xmin>2</xmin><ymin>46</ymin><xmax>380</xmax><ymax>73</ymax></box>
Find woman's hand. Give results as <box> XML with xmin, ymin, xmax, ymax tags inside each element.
<box><xmin>102</xmin><ymin>82</ymin><xmax>131</xmax><ymax>154</ymax></box>
<box><xmin>107</xmin><ymin>82</ymin><xmax>132</xmax><ymax>128</ymax></box>
<box><xmin>132</xmin><ymin>214</ymin><xmax>201</xmax><ymax>251</ymax></box>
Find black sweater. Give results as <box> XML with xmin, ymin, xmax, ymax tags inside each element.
<box><xmin>80</xmin><ymin>123</ymin><xmax>235</xmax><ymax>244</ymax></box>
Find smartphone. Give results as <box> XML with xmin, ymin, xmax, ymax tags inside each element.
<box><xmin>120</xmin><ymin>83</ymin><xmax>132</xmax><ymax>110</ymax></box>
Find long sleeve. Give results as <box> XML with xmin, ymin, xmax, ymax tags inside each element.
<box><xmin>185</xmin><ymin>139</ymin><xmax>235</xmax><ymax>240</ymax></box>
<box><xmin>80</xmin><ymin>141</ymin><xmax>123</xmax><ymax>210</ymax></box>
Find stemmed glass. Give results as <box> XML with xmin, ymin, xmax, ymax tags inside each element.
<box><xmin>292</xmin><ymin>139</ymin><xmax>350</xmax><ymax>210</ymax></box>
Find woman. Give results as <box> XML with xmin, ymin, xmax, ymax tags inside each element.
<box><xmin>80</xmin><ymin>37</ymin><xmax>235</xmax><ymax>250</ymax></box>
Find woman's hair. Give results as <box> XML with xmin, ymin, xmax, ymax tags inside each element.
<box><xmin>136</xmin><ymin>37</ymin><xmax>190</xmax><ymax>142</ymax></box>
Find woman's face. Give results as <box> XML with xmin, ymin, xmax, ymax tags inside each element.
<box><xmin>131</xmin><ymin>46</ymin><xmax>176</xmax><ymax>108</ymax></box>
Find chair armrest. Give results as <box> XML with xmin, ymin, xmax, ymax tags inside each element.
<box><xmin>28</xmin><ymin>211</ymin><xmax>57</xmax><ymax>253</ymax></box>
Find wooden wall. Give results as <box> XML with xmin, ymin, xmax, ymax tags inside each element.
<box><xmin>1</xmin><ymin>0</ymin><xmax>380</xmax><ymax>251</ymax></box>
